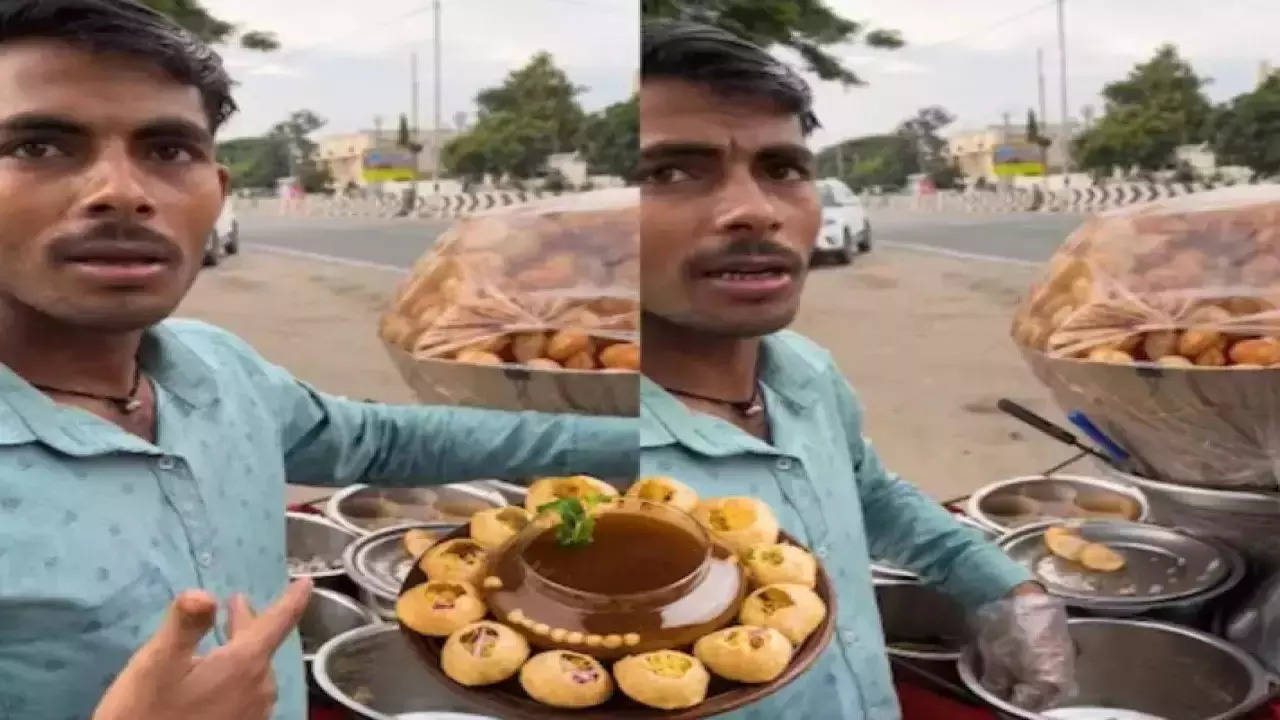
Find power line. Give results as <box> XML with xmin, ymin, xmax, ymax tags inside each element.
<box><xmin>235</xmin><ymin>2</ymin><xmax>434</xmax><ymax>70</ymax></box>
<box><xmin>897</xmin><ymin>0</ymin><xmax>1058</xmax><ymax>53</ymax></box>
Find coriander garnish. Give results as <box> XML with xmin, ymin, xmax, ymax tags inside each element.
<box><xmin>537</xmin><ymin>494</ymin><xmax>610</xmax><ymax>547</ymax></box>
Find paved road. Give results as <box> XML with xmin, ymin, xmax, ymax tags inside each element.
<box><xmin>241</xmin><ymin>215</ymin><xmax>451</xmax><ymax>270</ymax></box>
<box><xmin>238</xmin><ymin>210</ymin><xmax>1087</xmax><ymax>269</ymax></box>
<box><xmin>868</xmin><ymin>211</ymin><xmax>1085</xmax><ymax>264</ymax></box>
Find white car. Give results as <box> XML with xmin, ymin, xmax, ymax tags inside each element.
<box><xmin>202</xmin><ymin>201</ymin><xmax>240</xmax><ymax>267</ymax></box>
<box><xmin>813</xmin><ymin>178</ymin><xmax>871</xmax><ymax>264</ymax></box>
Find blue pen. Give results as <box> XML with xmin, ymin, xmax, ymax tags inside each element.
<box><xmin>1067</xmin><ymin>411</ymin><xmax>1130</xmax><ymax>464</ymax></box>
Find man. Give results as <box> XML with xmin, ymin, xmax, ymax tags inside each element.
<box><xmin>638</xmin><ymin>20</ymin><xmax>1074</xmax><ymax>719</ymax></box>
<box><xmin>0</xmin><ymin>3</ymin><xmax>636</xmax><ymax>719</ymax></box>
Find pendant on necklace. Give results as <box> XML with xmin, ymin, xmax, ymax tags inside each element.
<box><xmin>121</xmin><ymin>399</ymin><xmax>142</xmax><ymax>414</ymax></box>
<box><xmin>741</xmin><ymin>401</ymin><xmax>764</xmax><ymax>417</ymax></box>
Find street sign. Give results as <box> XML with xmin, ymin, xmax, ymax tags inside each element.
<box><xmin>993</xmin><ymin>142</ymin><xmax>1045</xmax><ymax>177</ymax></box>
<box><xmin>361</xmin><ymin>149</ymin><xmax>417</xmax><ymax>183</ymax></box>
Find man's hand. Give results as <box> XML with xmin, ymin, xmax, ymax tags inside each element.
<box><xmin>92</xmin><ymin>579</ymin><xmax>313</xmax><ymax>720</ymax></box>
<box><xmin>974</xmin><ymin>584</ymin><xmax>1076</xmax><ymax>711</ymax></box>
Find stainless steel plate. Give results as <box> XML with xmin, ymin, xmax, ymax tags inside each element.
<box><xmin>312</xmin><ymin>624</ymin><xmax>495</xmax><ymax>719</ymax></box>
<box><xmin>1000</xmin><ymin>520</ymin><xmax>1230</xmax><ymax>605</ymax></box>
<box><xmin>325</xmin><ymin>483</ymin><xmax>504</xmax><ymax>536</ymax></box>
<box><xmin>966</xmin><ymin>475</ymin><xmax>1150</xmax><ymax>534</ymax></box>
<box><xmin>342</xmin><ymin>522</ymin><xmax>463</xmax><ymax>604</ymax></box>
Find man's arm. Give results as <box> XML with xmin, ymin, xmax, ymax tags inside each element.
<box><xmin>831</xmin><ymin>374</ymin><xmax>1030</xmax><ymax>609</ymax></box>
<box><xmin>274</xmin><ymin>380</ymin><xmax>638</xmax><ymax>487</ymax></box>
<box><xmin>204</xmin><ymin>324</ymin><xmax>638</xmax><ymax>486</ymax></box>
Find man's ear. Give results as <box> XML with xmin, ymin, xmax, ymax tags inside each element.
<box><xmin>216</xmin><ymin>164</ymin><xmax>231</xmax><ymax>197</ymax></box>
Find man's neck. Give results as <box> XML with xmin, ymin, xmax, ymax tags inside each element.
<box><xmin>0</xmin><ymin>303</ymin><xmax>143</xmax><ymax>393</ymax></box>
<box><xmin>641</xmin><ymin>313</ymin><xmax>762</xmax><ymax>401</ymax></box>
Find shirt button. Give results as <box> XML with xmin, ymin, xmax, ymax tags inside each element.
<box><xmin>776</xmin><ymin>458</ymin><xmax>793</xmax><ymax>471</ymax></box>
<box><xmin>198</xmin><ymin>552</ymin><xmax>213</xmax><ymax>567</ymax></box>
<box><xmin>842</xmin><ymin>630</ymin><xmax>856</xmax><ymax>643</ymax></box>
<box><xmin>816</xmin><ymin>545</ymin><xmax>829</xmax><ymax>558</ymax></box>
<box><xmin>157</xmin><ymin>456</ymin><xmax>177</xmax><ymax>471</ymax></box>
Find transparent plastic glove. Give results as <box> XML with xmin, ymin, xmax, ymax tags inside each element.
<box><xmin>974</xmin><ymin>591</ymin><xmax>1076</xmax><ymax>711</ymax></box>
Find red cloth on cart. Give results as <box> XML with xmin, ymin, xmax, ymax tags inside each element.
<box><xmin>896</xmin><ymin>681</ymin><xmax>996</xmax><ymax>720</ymax></box>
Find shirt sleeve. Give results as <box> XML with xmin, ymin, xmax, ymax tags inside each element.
<box><xmin>222</xmin><ymin>331</ymin><xmax>638</xmax><ymax>487</ymax></box>
<box><xmin>831</xmin><ymin>371</ymin><xmax>1031</xmax><ymax>609</ymax></box>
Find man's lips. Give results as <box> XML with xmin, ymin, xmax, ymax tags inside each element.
<box><xmin>59</xmin><ymin>242</ymin><xmax>176</xmax><ymax>264</ymax></box>
<box><xmin>692</xmin><ymin>254</ymin><xmax>800</xmax><ymax>300</ymax></box>
<box><xmin>697</xmin><ymin>255</ymin><xmax>798</xmax><ymax>278</ymax></box>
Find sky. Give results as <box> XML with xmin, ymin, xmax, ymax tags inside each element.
<box><xmin>206</xmin><ymin>0</ymin><xmax>1279</xmax><ymax>150</ymax></box>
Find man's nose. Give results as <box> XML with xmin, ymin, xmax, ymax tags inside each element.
<box><xmin>79</xmin><ymin>145</ymin><xmax>156</xmax><ymax>221</ymax></box>
<box><xmin>714</xmin><ymin>166</ymin><xmax>782</xmax><ymax>236</ymax></box>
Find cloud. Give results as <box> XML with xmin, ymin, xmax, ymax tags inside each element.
<box><xmin>206</xmin><ymin>0</ymin><xmax>637</xmax><ymax>139</ymax></box>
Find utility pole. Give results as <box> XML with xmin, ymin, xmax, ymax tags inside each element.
<box><xmin>406</xmin><ymin>51</ymin><xmax>421</xmax><ymax>214</ymax></box>
<box><xmin>1056</xmin><ymin>0</ymin><xmax>1070</xmax><ymax>182</ymax></box>
<box><xmin>411</xmin><ymin>52</ymin><xmax>420</xmax><ymax>141</ymax></box>
<box><xmin>431</xmin><ymin>0</ymin><xmax>442</xmax><ymax>192</ymax></box>
<box><xmin>835</xmin><ymin>141</ymin><xmax>844</xmax><ymax>181</ymax></box>
<box><xmin>1036</xmin><ymin>48</ymin><xmax>1048</xmax><ymax>131</ymax></box>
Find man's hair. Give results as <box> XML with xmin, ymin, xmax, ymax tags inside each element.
<box><xmin>641</xmin><ymin>19</ymin><xmax>819</xmax><ymax>135</ymax></box>
<box><xmin>0</xmin><ymin>0</ymin><xmax>236</xmax><ymax>132</ymax></box>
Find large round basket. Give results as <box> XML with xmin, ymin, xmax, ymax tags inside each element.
<box><xmin>397</xmin><ymin>526</ymin><xmax>836</xmax><ymax>719</ymax></box>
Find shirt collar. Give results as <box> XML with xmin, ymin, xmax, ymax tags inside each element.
<box><xmin>640</xmin><ymin>331</ymin><xmax>827</xmax><ymax>455</ymax></box>
<box><xmin>0</xmin><ymin>320</ymin><xmax>219</xmax><ymax>447</ymax></box>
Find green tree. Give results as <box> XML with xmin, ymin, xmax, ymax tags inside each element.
<box><xmin>217</xmin><ymin>136</ymin><xmax>285</xmax><ymax>189</ymax></box>
<box><xmin>140</xmin><ymin>0</ymin><xmax>279</xmax><ymax>50</ymax></box>
<box><xmin>816</xmin><ymin>134</ymin><xmax>915</xmax><ymax>191</ymax></box>
<box><xmin>1072</xmin><ymin>45</ymin><xmax>1212</xmax><ymax>174</ymax></box>
<box><xmin>443</xmin><ymin>53</ymin><xmax>585</xmax><ymax>183</ymax></box>
<box><xmin>896</xmin><ymin>105</ymin><xmax>954</xmax><ymax>174</ymax></box>
<box><xmin>1027</xmin><ymin>109</ymin><xmax>1051</xmax><ymax>171</ymax></box>
<box><xmin>217</xmin><ymin>110</ymin><xmax>330</xmax><ymax>191</ymax></box>
<box><xmin>1211</xmin><ymin>74</ymin><xmax>1280</xmax><ymax>179</ymax></box>
<box><xmin>641</xmin><ymin>0</ymin><xmax>903</xmax><ymax>86</ymax></box>
<box><xmin>397</xmin><ymin>114</ymin><xmax>424</xmax><ymax>154</ymax></box>
<box><xmin>580</xmin><ymin>96</ymin><xmax>637</xmax><ymax>179</ymax></box>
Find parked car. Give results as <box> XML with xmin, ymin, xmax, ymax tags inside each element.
<box><xmin>202</xmin><ymin>201</ymin><xmax>240</xmax><ymax>267</ymax></box>
<box><xmin>812</xmin><ymin>178</ymin><xmax>871</xmax><ymax>265</ymax></box>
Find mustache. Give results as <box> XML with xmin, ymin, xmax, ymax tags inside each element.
<box><xmin>48</xmin><ymin>221</ymin><xmax>182</xmax><ymax>263</ymax></box>
<box><xmin>686</xmin><ymin>236</ymin><xmax>806</xmax><ymax>271</ymax></box>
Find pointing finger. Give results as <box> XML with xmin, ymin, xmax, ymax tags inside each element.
<box><xmin>237</xmin><ymin>578</ymin><xmax>312</xmax><ymax>658</ymax></box>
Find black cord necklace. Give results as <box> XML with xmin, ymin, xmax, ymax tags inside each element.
<box><xmin>663</xmin><ymin>382</ymin><xmax>764</xmax><ymax>417</ymax></box>
<box><xmin>32</xmin><ymin>365</ymin><xmax>144</xmax><ymax>414</ymax></box>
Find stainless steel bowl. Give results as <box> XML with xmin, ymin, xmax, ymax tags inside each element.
<box><xmin>286</xmin><ymin>512</ymin><xmax>359</xmax><ymax>580</ymax></box>
<box><xmin>341</xmin><ymin>521</ymin><xmax>463</xmax><ymax>619</ymax></box>
<box><xmin>312</xmin><ymin>624</ymin><xmax>496</xmax><ymax>719</ymax></box>
<box><xmin>1100</xmin><ymin>466</ymin><xmax>1280</xmax><ymax>578</ymax></box>
<box><xmin>966</xmin><ymin>475</ymin><xmax>1150</xmax><ymax>535</ymax></box>
<box><xmin>299</xmin><ymin>588</ymin><xmax>378</xmax><ymax>662</ymax></box>
<box><xmin>874</xmin><ymin>578</ymin><xmax>971</xmax><ymax>662</ymax></box>
<box><xmin>325</xmin><ymin>483</ymin><xmax>504</xmax><ymax>536</ymax></box>
<box><xmin>871</xmin><ymin>515</ymin><xmax>1000</xmax><ymax>581</ymax></box>
<box><xmin>958</xmin><ymin>617</ymin><xmax>1272</xmax><ymax>720</ymax></box>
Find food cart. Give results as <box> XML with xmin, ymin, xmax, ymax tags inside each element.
<box><xmin>293</xmin><ymin>187</ymin><xmax>1280</xmax><ymax>718</ymax></box>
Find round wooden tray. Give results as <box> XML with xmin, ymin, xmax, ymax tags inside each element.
<box><xmin>397</xmin><ymin>526</ymin><xmax>836</xmax><ymax>719</ymax></box>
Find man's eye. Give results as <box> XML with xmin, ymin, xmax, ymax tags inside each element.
<box><xmin>150</xmin><ymin>144</ymin><xmax>196</xmax><ymax>163</ymax></box>
<box><xmin>764</xmin><ymin>163</ymin><xmax>811</xmax><ymax>182</ymax></box>
<box><xmin>9</xmin><ymin>141</ymin><xmax>65</xmax><ymax>159</ymax></box>
<box><xmin>642</xmin><ymin>165</ymin><xmax>693</xmax><ymax>185</ymax></box>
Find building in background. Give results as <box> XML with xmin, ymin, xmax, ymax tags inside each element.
<box><xmin>947</xmin><ymin>121</ymin><xmax>1080</xmax><ymax>183</ymax></box>
<box><xmin>317</xmin><ymin>128</ymin><xmax>457</xmax><ymax>189</ymax></box>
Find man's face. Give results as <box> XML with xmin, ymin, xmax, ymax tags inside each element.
<box><xmin>639</xmin><ymin>77</ymin><xmax>820</xmax><ymax>337</ymax></box>
<box><xmin>0</xmin><ymin>40</ymin><xmax>227</xmax><ymax>332</ymax></box>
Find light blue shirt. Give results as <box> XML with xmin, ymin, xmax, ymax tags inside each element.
<box><xmin>0</xmin><ymin>319</ymin><xmax>637</xmax><ymax>720</ymax></box>
<box><xmin>640</xmin><ymin>331</ymin><xmax>1031</xmax><ymax>720</ymax></box>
